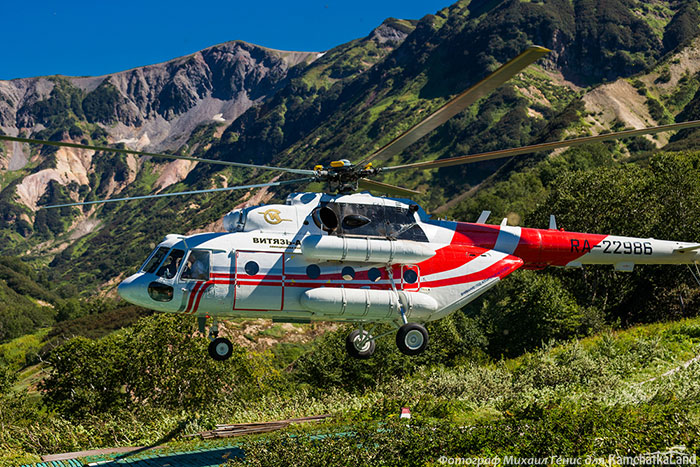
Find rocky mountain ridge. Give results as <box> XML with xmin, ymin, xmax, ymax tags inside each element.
<box><xmin>0</xmin><ymin>41</ymin><xmax>320</xmax><ymax>151</ymax></box>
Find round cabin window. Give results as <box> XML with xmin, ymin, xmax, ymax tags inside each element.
<box><xmin>341</xmin><ymin>266</ymin><xmax>355</xmax><ymax>281</ymax></box>
<box><xmin>306</xmin><ymin>264</ymin><xmax>321</xmax><ymax>279</ymax></box>
<box><xmin>368</xmin><ymin>268</ymin><xmax>382</xmax><ymax>283</ymax></box>
<box><xmin>403</xmin><ymin>268</ymin><xmax>418</xmax><ymax>284</ymax></box>
<box><xmin>245</xmin><ymin>261</ymin><xmax>260</xmax><ymax>276</ymax></box>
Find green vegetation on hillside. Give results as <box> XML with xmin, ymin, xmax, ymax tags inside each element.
<box><xmin>6</xmin><ymin>1</ymin><xmax>700</xmax><ymax>463</ymax></box>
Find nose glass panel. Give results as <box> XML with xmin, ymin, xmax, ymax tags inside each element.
<box><xmin>148</xmin><ymin>282</ymin><xmax>174</xmax><ymax>302</ymax></box>
<box><xmin>118</xmin><ymin>274</ymin><xmax>148</xmax><ymax>305</ymax></box>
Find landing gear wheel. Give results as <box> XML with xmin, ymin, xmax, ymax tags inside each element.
<box><xmin>396</xmin><ymin>323</ymin><xmax>429</xmax><ymax>356</ymax></box>
<box><xmin>346</xmin><ymin>329</ymin><xmax>376</xmax><ymax>359</ymax></box>
<box><xmin>208</xmin><ymin>337</ymin><xmax>233</xmax><ymax>361</ymax></box>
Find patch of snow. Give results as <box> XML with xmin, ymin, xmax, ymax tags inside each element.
<box><xmin>115</xmin><ymin>137</ymin><xmax>140</xmax><ymax>146</ymax></box>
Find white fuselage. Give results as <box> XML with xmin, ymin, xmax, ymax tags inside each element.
<box><xmin>118</xmin><ymin>192</ymin><xmax>700</xmax><ymax>325</ymax></box>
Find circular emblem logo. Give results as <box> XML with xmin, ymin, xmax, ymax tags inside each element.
<box><xmin>260</xmin><ymin>208</ymin><xmax>291</xmax><ymax>225</ymax></box>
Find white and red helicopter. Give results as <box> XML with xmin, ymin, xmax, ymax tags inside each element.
<box><xmin>4</xmin><ymin>46</ymin><xmax>700</xmax><ymax>360</ymax></box>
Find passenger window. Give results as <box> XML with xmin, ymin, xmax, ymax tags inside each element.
<box><xmin>244</xmin><ymin>261</ymin><xmax>260</xmax><ymax>276</ymax></box>
<box><xmin>155</xmin><ymin>249</ymin><xmax>184</xmax><ymax>279</ymax></box>
<box><xmin>306</xmin><ymin>264</ymin><xmax>321</xmax><ymax>279</ymax></box>
<box><xmin>142</xmin><ymin>247</ymin><xmax>169</xmax><ymax>274</ymax></box>
<box><xmin>182</xmin><ymin>250</ymin><xmax>211</xmax><ymax>280</ymax></box>
<box><xmin>342</xmin><ymin>266</ymin><xmax>355</xmax><ymax>281</ymax></box>
<box><xmin>368</xmin><ymin>267</ymin><xmax>382</xmax><ymax>282</ymax></box>
<box><xmin>403</xmin><ymin>268</ymin><xmax>418</xmax><ymax>284</ymax></box>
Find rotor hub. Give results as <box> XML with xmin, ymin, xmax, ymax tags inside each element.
<box><xmin>315</xmin><ymin>160</ymin><xmax>379</xmax><ymax>194</ymax></box>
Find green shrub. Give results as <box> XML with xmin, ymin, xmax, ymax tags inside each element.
<box><xmin>40</xmin><ymin>314</ymin><xmax>280</xmax><ymax>419</ymax></box>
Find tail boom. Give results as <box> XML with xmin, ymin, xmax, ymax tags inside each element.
<box><xmin>452</xmin><ymin>222</ymin><xmax>700</xmax><ymax>270</ymax></box>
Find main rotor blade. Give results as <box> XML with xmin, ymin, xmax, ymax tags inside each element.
<box><xmin>381</xmin><ymin>120</ymin><xmax>700</xmax><ymax>172</ymax></box>
<box><xmin>357</xmin><ymin>178</ymin><xmax>422</xmax><ymax>197</ymax></box>
<box><xmin>42</xmin><ymin>177</ymin><xmax>316</xmax><ymax>209</ymax></box>
<box><xmin>360</xmin><ymin>45</ymin><xmax>551</xmax><ymax>166</ymax></box>
<box><xmin>0</xmin><ymin>135</ymin><xmax>316</xmax><ymax>175</ymax></box>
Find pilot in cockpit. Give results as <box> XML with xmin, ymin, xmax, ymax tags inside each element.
<box><xmin>182</xmin><ymin>250</ymin><xmax>210</xmax><ymax>280</ymax></box>
<box><xmin>156</xmin><ymin>249</ymin><xmax>184</xmax><ymax>279</ymax></box>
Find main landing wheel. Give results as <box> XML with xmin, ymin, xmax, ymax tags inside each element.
<box><xmin>346</xmin><ymin>329</ymin><xmax>376</xmax><ymax>359</ymax></box>
<box><xmin>396</xmin><ymin>323</ymin><xmax>429</xmax><ymax>356</ymax></box>
<box><xmin>208</xmin><ymin>337</ymin><xmax>233</xmax><ymax>361</ymax></box>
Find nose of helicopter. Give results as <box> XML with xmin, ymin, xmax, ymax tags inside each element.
<box><xmin>118</xmin><ymin>273</ymin><xmax>149</xmax><ymax>306</ymax></box>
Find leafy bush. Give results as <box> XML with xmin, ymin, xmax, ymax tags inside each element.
<box><xmin>292</xmin><ymin>314</ymin><xmax>487</xmax><ymax>392</ymax></box>
<box><xmin>466</xmin><ymin>270</ymin><xmax>590</xmax><ymax>357</ymax></box>
<box><xmin>40</xmin><ymin>314</ymin><xmax>281</xmax><ymax>419</ymax></box>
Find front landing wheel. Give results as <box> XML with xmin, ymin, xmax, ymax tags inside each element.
<box><xmin>396</xmin><ymin>323</ymin><xmax>429</xmax><ymax>356</ymax></box>
<box><xmin>208</xmin><ymin>337</ymin><xmax>233</xmax><ymax>361</ymax></box>
<box><xmin>346</xmin><ymin>329</ymin><xmax>376</xmax><ymax>359</ymax></box>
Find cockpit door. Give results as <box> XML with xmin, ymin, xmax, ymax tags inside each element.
<box><xmin>233</xmin><ymin>251</ymin><xmax>284</xmax><ymax>311</ymax></box>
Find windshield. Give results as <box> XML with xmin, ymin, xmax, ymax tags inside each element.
<box><xmin>142</xmin><ymin>247</ymin><xmax>169</xmax><ymax>274</ymax></box>
<box><xmin>156</xmin><ymin>249</ymin><xmax>185</xmax><ymax>279</ymax></box>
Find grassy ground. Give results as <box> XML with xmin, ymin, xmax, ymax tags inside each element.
<box><xmin>11</xmin><ymin>315</ymin><xmax>700</xmax><ymax>466</ymax></box>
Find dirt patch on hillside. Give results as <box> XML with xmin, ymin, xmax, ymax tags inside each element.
<box><xmin>215</xmin><ymin>319</ymin><xmax>340</xmax><ymax>352</ymax></box>
<box><xmin>69</xmin><ymin>218</ymin><xmax>102</xmax><ymax>240</ymax></box>
<box><xmin>155</xmin><ymin>159</ymin><xmax>198</xmax><ymax>191</ymax></box>
<box><xmin>642</xmin><ymin>36</ymin><xmax>700</xmax><ymax>91</ymax></box>
<box><xmin>16</xmin><ymin>146</ymin><xmax>95</xmax><ymax>210</ymax></box>
<box><xmin>582</xmin><ymin>80</ymin><xmax>666</xmax><ymax>146</ymax></box>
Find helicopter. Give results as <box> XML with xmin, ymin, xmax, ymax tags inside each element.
<box><xmin>3</xmin><ymin>46</ymin><xmax>700</xmax><ymax>360</ymax></box>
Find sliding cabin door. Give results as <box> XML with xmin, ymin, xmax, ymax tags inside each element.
<box><xmin>233</xmin><ymin>251</ymin><xmax>284</xmax><ymax>311</ymax></box>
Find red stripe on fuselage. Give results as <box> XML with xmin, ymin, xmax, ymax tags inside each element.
<box><xmin>185</xmin><ymin>281</ymin><xmax>204</xmax><ymax>313</ymax></box>
<box><xmin>529</xmin><ymin>228</ymin><xmax>606</xmax><ymax>266</ymax></box>
<box><xmin>451</xmin><ymin>222</ymin><xmax>607</xmax><ymax>268</ymax></box>
<box><xmin>191</xmin><ymin>282</ymin><xmax>213</xmax><ymax>314</ymax></box>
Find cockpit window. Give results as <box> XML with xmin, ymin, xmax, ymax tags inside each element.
<box><xmin>156</xmin><ymin>249</ymin><xmax>185</xmax><ymax>279</ymax></box>
<box><xmin>142</xmin><ymin>247</ymin><xmax>170</xmax><ymax>274</ymax></box>
<box><xmin>181</xmin><ymin>250</ymin><xmax>211</xmax><ymax>281</ymax></box>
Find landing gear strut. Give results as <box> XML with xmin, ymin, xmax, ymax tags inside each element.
<box><xmin>201</xmin><ymin>317</ymin><xmax>233</xmax><ymax>361</ymax></box>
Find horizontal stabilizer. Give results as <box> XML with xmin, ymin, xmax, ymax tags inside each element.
<box><xmin>476</xmin><ymin>211</ymin><xmax>491</xmax><ymax>224</ymax></box>
<box><xmin>674</xmin><ymin>244</ymin><xmax>700</xmax><ymax>253</ymax></box>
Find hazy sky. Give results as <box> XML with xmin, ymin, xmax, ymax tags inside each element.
<box><xmin>2</xmin><ymin>0</ymin><xmax>452</xmax><ymax>80</ymax></box>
